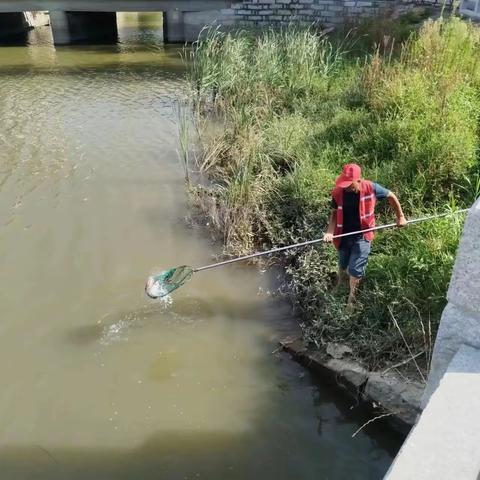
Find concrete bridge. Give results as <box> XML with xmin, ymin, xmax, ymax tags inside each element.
<box><xmin>0</xmin><ymin>0</ymin><xmax>232</xmax><ymax>43</ymax></box>
<box><xmin>0</xmin><ymin>0</ymin><xmax>426</xmax><ymax>44</ymax></box>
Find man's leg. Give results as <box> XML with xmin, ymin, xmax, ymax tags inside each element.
<box><xmin>347</xmin><ymin>276</ymin><xmax>362</xmax><ymax>305</ymax></box>
<box><xmin>335</xmin><ymin>242</ymin><xmax>350</xmax><ymax>292</ymax></box>
<box><xmin>336</xmin><ymin>268</ymin><xmax>349</xmax><ymax>289</ymax></box>
<box><xmin>346</xmin><ymin>238</ymin><xmax>371</xmax><ymax>307</ymax></box>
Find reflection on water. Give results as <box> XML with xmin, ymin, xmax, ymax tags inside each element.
<box><xmin>118</xmin><ymin>12</ymin><xmax>164</xmax><ymax>45</ymax></box>
<box><xmin>0</xmin><ymin>13</ymin><xmax>402</xmax><ymax>480</ymax></box>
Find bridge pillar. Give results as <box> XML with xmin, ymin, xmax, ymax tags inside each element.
<box><xmin>50</xmin><ymin>11</ymin><xmax>118</xmax><ymax>45</ymax></box>
<box><xmin>163</xmin><ymin>10</ymin><xmax>185</xmax><ymax>43</ymax></box>
<box><xmin>49</xmin><ymin>11</ymin><xmax>70</xmax><ymax>45</ymax></box>
<box><xmin>0</xmin><ymin>12</ymin><xmax>30</xmax><ymax>41</ymax></box>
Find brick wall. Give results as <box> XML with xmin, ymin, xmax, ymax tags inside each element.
<box><xmin>229</xmin><ymin>0</ymin><xmax>415</xmax><ymax>28</ymax></box>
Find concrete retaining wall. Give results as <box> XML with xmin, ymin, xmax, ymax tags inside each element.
<box><xmin>280</xmin><ymin>336</ymin><xmax>423</xmax><ymax>434</ymax></box>
<box><xmin>387</xmin><ymin>344</ymin><xmax>480</xmax><ymax>479</ymax></box>
<box><xmin>372</xmin><ymin>201</ymin><xmax>480</xmax><ymax>478</ymax></box>
<box><xmin>422</xmin><ymin>198</ymin><xmax>480</xmax><ymax>408</ymax></box>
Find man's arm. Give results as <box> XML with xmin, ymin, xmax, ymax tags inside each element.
<box><xmin>387</xmin><ymin>192</ymin><xmax>407</xmax><ymax>227</ymax></box>
<box><xmin>323</xmin><ymin>209</ymin><xmax>337</xmax><ymax>242</ymax></box>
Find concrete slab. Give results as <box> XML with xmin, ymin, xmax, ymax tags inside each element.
<box><xmin>386</xmin><ymin>344</ymin><xmax>480</xmax><ymax>479</ymax></box>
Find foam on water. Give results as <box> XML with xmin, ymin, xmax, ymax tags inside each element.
<box><xmin>159</xmin><ymin>294</ymin><xmax>173</xmax><ymax>307</ymax></box>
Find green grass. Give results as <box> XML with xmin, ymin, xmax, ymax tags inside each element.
<box><xmin>184</xmin><ymin>16</ymin><xmax>480</xmax><ymax>373</ymax></box>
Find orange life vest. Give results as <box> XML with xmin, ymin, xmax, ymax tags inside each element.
<box><xmin>332</xmin><ymin>180</ymin><xmax>376</xmax><ymax>249</ymax></box>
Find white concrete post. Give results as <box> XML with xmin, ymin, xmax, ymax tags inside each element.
<box><xmin>23</xmin><ymin>11</ymin><xmax>34</xmax><ymax>27</ymax></box>
<box><xmin>422</xmin><ymin>197</ymin><xmax>480</xmax><ymax>408</ymax></box>
<box><xmin>49</xmin><ymin>11</ymin><xmax>70</xmax><ymax>45</ymax></box>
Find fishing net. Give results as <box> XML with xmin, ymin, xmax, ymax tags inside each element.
<box><xmin>145</xmin><ymin>265</ymin><xmax>194</xmax><ymax>299</ymax></box>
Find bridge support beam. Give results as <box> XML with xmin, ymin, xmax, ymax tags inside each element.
<box><xmin>0</xmin><ymin>12</ymin><xmax>30</xmax><ymax>41</ymax></box>
<box><xmin>163</xmin><ymin>10</ymin><xmax>185</xmax><ymax>43</ymax></box>
<box><xmin>49</xmin><ymin>11</ymin><xmax>70</xmax><ymax>45</ymax></box>
<box><xmin>50</xmin><ymin>11</ymin><xmax>118</xmax><ymax>45</ymax></box>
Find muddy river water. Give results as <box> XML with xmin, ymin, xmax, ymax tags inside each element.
<box><xmin>0</xmin><ymin>13</ymin><xmax>402</xmax><ymax>480</ymax></box>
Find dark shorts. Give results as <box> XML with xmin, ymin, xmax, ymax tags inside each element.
<box><xmin>338</xmin><ymin>235</ymin><xmax>371</xmax><ymax>278</ymax></box>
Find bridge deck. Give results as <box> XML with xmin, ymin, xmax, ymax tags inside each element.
<box><xmin>0</xmin><ymin>0</ymin><xmax>230</xmax><ymax>13</ymax></box>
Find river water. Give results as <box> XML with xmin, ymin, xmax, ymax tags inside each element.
<box><xmin>0</xmin><ymin>13</ymin><xmax>402</xmax><ymax>480</ymax></box>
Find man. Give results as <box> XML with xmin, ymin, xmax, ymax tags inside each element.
<box><xmin>323</xmin><ymin>163</ymin><xmax>407</xmax><ymax>307</ymax></box>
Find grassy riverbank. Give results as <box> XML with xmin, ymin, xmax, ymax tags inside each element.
<box><xmin>185</xmin><ymin>16</ymin><xmax>480</xmax><ymax>372</ymax></box>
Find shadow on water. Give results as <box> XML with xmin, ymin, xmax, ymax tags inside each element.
<box><xmin>0</xmin><ymin>429</ymin><xmax>269</xmax><ymax>480</ymax></box>
<box><xmin>308</xmin><ymin>369</ymin><xmax>405</xmax><ymax>459</ymax></box>
<box><xmin>62</xmin><ymin>295</ymin><xmax>404</xmax><ymax>473</ymax></box>
<box><xmin>65</xmin><ymin>295</ymin><xmax>281</xmax><ymax>346</ymax></box>
<box><xmin>0</xmin><ymin>363</ymin><xmax>402</xmax><ymax>480</ymax></box>
<box><xmin>0</xmin><ymin>432</ymin><xmax>314</xmax><ymax>480</ymax></box>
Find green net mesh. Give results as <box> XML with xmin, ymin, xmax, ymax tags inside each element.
<box><xmin>145</xmin><ymin>265</ymin><xmax>194</xmax><ymax>298</ymax></box>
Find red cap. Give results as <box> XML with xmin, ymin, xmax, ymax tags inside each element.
<box><xmin>335</xmin><ymin>163</ymin><xmax>362</xmax><ymax>188</ymax></box>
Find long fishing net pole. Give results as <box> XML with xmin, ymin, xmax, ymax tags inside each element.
<box><xmin>145</xmin><ymin>208</ymin><xmax>469</xmax><ymax>298</ymax></box>
<box><xmin>193</xmin><ymin>209</ymin><xmax>469</xmax><ymax>272</ymax></box>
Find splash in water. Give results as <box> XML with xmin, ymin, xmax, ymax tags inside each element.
<box><xmin>100</xmin><ymin>318</ymin><xmax>132</xmax><ymax>345</ymax></box>
<box><xmin>145</xmin><ymin>275</ymin><xmax>170</xmax><ymax>298</ymax></box>
<box><xmin>98</xmin><ymin>298</ymin><xmax>173</xmax><ymax>345</ymax></box>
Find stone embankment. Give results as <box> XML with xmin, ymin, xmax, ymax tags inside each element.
<box><xmin>279</xmin><ymin>336</ymin><xmax>423</xmax><ymax>434</ymax></box>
